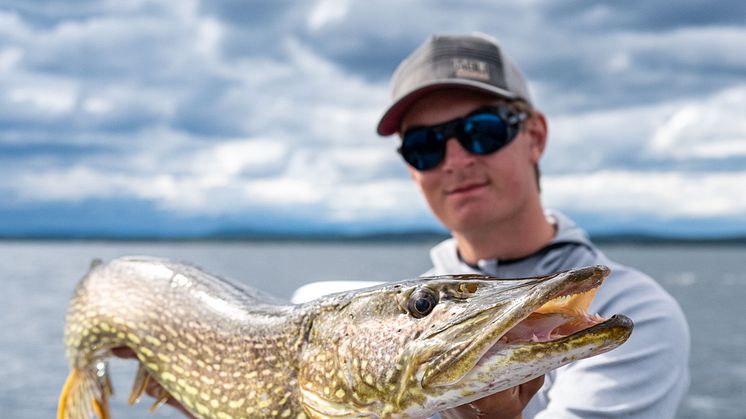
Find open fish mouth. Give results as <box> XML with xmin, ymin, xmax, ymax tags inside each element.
<box><xmin>491</xmin><ymin>267</ymin><xmax>618</xmax><ymax>348</ymax></box>
<box><xmin>421</xmin><ymin>266</ymin><xmax>633</xmax><ymax>389</ymax></box>
<box><xmin>475</xmin><ymin>314</ymin><xmax>633</xmax><ymax>367</ymax></box>
<box><xmin>470</xmin><ymin>266</ymin><xmax>633</xmax><ymax>380</ymax></box>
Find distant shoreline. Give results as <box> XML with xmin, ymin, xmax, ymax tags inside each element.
<box><xmin>2</xmin><ymin>232</ymin><xmax>746</xmax><ymax>246</ymax></box>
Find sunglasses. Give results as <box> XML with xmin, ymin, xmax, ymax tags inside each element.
<box><xmin>398</xmin><ymin>106</ymin><xmax>528</xmax><ymax>171</ymax></box>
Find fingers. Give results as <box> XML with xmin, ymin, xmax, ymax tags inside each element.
<box><xmin>518</xmin><ymin>375</ymin><xmax>545</xmax><ymax>405</ymax></box>
<box><xmin>111</xmin><ymin>346</ymin><xmax>136</xmax><ymax>358</ymax></box>
<box><xmin>440</xmin><ymin>375</ymin><xmax>545</xmax><ymax>419</ymax></box>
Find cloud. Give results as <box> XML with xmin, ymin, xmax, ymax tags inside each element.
<box><xmin>8</xmin><ymin>84</ymin><xmax>77</xmax><ymax>114</ymax></box>
<box><xmin>544</xmin><ymin>170</ymin><xmax>746</xmax><ymax>218</ymax></box>
<box><xmin>542</xmin><ymin>0</ymin><xmax>746</xmax><ymax>31</ymax></box>
<box><xmin>650</xmin><ymin>85</ymin><xmax>746</xmax><ymax>160</ymax></box>
<box><xmin>527</xmin><ymin>25</ymin><xmax>746</xmax><ymax>113</ymax></box>
<box><xmin>0</xmin><ymin>1</ymin><xmax>743</xmax><ymax>236</ymax></box>
<box><xmin>307</xmin><ymin>0</ymin><xmax>350</xmax><ymax>31</ymax></box>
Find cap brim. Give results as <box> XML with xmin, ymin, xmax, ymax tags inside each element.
<box><xmin>376</xmin><ymin>80</ymin><xmax>520</xmax><ymax>136</ymax></box>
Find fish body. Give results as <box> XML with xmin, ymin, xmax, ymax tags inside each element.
<box><xmin>59</xmin><ymin>256</ymin><xmax>632</xmax><ymax>419</ymax></box>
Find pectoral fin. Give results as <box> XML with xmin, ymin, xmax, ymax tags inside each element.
<box><xmin>128</xmin><ymin>362</ymin><xmax>151</xmax><ymax>405</ymax></box>
<box><xmin>149</xmin><ymin>385</ymin><xmax>171</xmax><ymax>412</ymax></box>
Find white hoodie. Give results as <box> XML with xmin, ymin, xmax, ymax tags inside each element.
<box><xmin>427</xmin><ymin>211</ymin><xmax>690</xmax><ymax>419</ymax></box>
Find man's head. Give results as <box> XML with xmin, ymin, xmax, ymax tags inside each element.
<box><xmin>377</xmin><ymin>33</ymin><xmax>548</xmax><ymax>236</ymax></box>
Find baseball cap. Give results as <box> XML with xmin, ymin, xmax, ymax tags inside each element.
<box><xmin>377</xmin><ymin>32</ymin><xmax>532</xmax><ymax>136</ymax></box>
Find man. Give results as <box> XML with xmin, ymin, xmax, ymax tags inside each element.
<box><xmin>373</xmin><ymin>32</ymin><xmax>690</xmax><ymax>418</ymax></box>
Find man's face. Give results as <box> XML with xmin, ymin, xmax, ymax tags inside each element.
<box><xmin>399</xmin><ymin>89</ymin><xmax>546</xmax><ymax>235</ymax></box>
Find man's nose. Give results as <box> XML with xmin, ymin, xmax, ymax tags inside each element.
<box><xmin>441</xmin><ymin>137</ymin><xmax>475</xmax><ymax>170</ymax></box>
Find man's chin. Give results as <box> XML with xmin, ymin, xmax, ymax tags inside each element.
<box><xmin>443</xmin><ymin>206</ymin><xmax>505</xmax><ymax>233</ymax></box>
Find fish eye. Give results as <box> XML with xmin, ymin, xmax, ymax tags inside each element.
<box><xmin>408</xmin><ymin>288</ymin><xmax>439</xmax><ymax>318</ymax></box>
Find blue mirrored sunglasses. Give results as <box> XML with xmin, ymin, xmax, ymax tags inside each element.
<box><xmin>398</xmin><ymin>106</ymin><xmax>528</xmax><ymax>171</ymax></box>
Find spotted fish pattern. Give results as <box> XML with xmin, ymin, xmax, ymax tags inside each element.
<box><xmin>58</xmin><ymin>256</ymin><xmax>632</xmax><ymax>419</ymax></box>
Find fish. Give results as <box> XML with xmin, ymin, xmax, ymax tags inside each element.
<box><xmin>58</xmin><ymin>256</ymin><xmax>632</xmax><ymax>419</ymax></box>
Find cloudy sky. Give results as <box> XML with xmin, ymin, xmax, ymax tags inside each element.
<box><xmin>0</xmin><ymin>0</ymin><xmax>744</xmax><ymax>238</ymax></box>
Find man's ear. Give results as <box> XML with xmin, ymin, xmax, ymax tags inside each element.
<box><xmin>526</xmin><ymin>111</ymin><xmax>548</xmax><ymax>163</ymax></box>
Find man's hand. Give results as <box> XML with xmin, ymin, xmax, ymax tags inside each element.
<box><xmin>439</xmin><ymin>375</ymin><xmax>544</xmax><ymax>419</ymax></box>
<box><xmin>111</xmin><ymin>347</ymin><xmax>196</xmax><ymax>418</ymax></box>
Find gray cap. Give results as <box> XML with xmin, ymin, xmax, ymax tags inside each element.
<box><xmin>377</xmin><ymin>32</ymin><xmax>532</xmax><ymax>136</ymax></box>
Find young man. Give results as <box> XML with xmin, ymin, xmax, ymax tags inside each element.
<box><xmin>375</xmin><ymin>32</ymin><xmax>690</xmax><ymax>418</ymax></box>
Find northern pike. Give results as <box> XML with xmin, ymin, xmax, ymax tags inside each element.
<box><xmin>58</xmin><ymin>256</ymin><xmax>632</xmax><ymax>419</ymax></box>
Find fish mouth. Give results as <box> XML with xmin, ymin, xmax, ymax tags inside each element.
<box><xmin>475</xmin><ymin>313</ymin><xmax>633</xmax><ymax>367</ymax></box>
<box><xmin>489</xmin><ymin>267</ymin><xmax>615</xmax><ymax>349</ymax></box>
<box><xmin>422</xmin><ymin>266</ymin><xmax>633</xmax><ymax>388</ymax></box>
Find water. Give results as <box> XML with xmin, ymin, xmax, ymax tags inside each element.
<box><xmin>1</xmin><ymin>241</ymin><xmax>743</xmax><ymax>418</ymax></box>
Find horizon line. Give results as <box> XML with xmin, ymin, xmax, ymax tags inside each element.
<box><xmin>2</xmin><ymin>231</ymin><xmax>746</xmax><ymax>245</ymax></box>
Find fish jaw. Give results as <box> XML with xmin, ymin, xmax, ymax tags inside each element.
<box><xmin>409</xmin><ymin>266</ymin><xmax>633</xmax><ymax>414</ymax></box>
<box><xmin>417</xmin><ymin>265</ymin><xmax>612</xmax><ymax>389</ymax></box>
<box><xmin>419</xmin><ymin>314</ymin><xmax>632</xmax><ymax>413</ymax></box>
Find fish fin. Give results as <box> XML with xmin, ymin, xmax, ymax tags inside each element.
<box><xmin>148</xmin><ymin>385</ymin><xmax>170</xmax><ymax>412</ymax></box>
<box><xmin>128</xmin><ymin>362</ymin><xmax>151</xmax><ymax>405</ymax></box>
<box><xmin>92</xmin><ymin>397</ymin><xmax>112</xmax><ymax>419</ymax></box>
<box><xmin>58</xmin><ymin>365</ymin><xmax>112</xmax><ymax>419</ymax></box>
<box><xmin>128</xmin><ymin>361</ymin><xmax>171</xmax><ymax>413</ymax></box>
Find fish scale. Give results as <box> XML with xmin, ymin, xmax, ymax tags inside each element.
<box><xmin>58</xmin><ymin>256</ymin><xmax>632</xmax><ymax>419</ymax></box>
<box><xmin>61</xmin><ymin>257</ymin><xmax>308</xmax><ymax>419</ymax></box>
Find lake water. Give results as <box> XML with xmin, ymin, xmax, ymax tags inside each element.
<box><xmin>1</xmin><ymin>240</ymin><xmax>743</xmax><ymax>418</ymax></box>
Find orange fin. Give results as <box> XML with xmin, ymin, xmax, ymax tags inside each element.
<box><xmin>58</xmin><ymin>364</ymin><xmax>112</xmax><ymax>419</ymax></box>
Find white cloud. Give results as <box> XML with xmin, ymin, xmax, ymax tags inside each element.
<box><xmin>606</xmin><ymin>51</ymin><xmax>631</xmax><ymax>73</ymax></box>
<box><xmin>327</xmin><ymin>147</ymin><xmax>399</xmax><ymax>175</ymax></box>
<box><xmin>544</xmin><ymin>170</ymin><xmax>746</xmax><ymax>218</ymax></box>
<box><xmin>9</xmin><ymin>84</ymin><xmax>77</xmax><ymax>114</ymax></box>
<box><xmin>650</xmin><ymin>85</ymin><xmax>746</xmax><ymax>159</ymax></box>
<box><xmin>189</xmin><ymin>139</ymin><xmax>288</xmax><ymax>178</ymax></box>
<box><xmin>13</xmin><ymin>166</ymin><xmax>124</xmax><ymax>201</ymax></box>
<box><xmin>195</xmin><ymin>17</ymin><xmax>223</xmax><ymax>58</ymax></box>
<box><xmin>0</xmin><ymin>47</ymin><xmax>22</xmax><ymax>72</ymax></box>
<box><xmin>327</xmin><ymin>179</ymin><xmax>428</xmax><ymax>223</ymax></box>
<box><xmin>544</xmin><ymin>84</ymin><xmax>746</xmax><ymax>175</ymax></box>
<box><xmin>307</xmin><ymin>0</ymin><xmax>350</xmax><ymax>31</ymax></box>
<box><xmin>0</xmin><ymin>10</ymin><xmax>29</xmax><ymax>40</ymax></box>
<box><xmin>622</xmin><ymin>26</ymin><xmax>746</xmax><ymax>70</ymax></box>
<box><xmin>81</xmin><ymin>96</ymin><xmax>113</xmax><ymax>114</ymax></box>
<box><xmin>545</xmin><ymin>101</ymin><xmax>676</xmax><ymax>172</ymax></box>
<box><xmin>244</xmin><ymin>178</ymin><xmax>322</xmax><ymax>205</ymax></box>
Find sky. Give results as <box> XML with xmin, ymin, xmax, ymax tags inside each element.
<box><xmin>0</xmin><ymin>0</ymin><xmax>744</xmax><ymax>238</ymax></box>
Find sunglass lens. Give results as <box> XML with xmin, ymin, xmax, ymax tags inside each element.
<box><xmin>462</xmin><ymin>113</ymin><xmax>509</xmax><ymax>154</ymax></box>
<box><xmin>400</xmin><ymin>130</ymin><xmax>445</xmax><ymax>171</ymax></box>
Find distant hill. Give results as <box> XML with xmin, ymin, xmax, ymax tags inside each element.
<box><xmin>2</xmin><ymin>229</ymin><xmax>746</xmax><ymax>245</ymax></box>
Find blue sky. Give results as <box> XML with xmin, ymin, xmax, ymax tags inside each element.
<box><xmin>0</xmin><ymin>0</ymin><xmax>744</xmax><ymax>238</ymax></box>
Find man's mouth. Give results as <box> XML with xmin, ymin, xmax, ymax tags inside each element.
<box><xmin>447</xmin><ymin>182</ymin><xmax>488</xmax><ymax>195</ymax></box>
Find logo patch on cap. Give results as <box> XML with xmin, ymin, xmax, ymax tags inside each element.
<box><xmin>452</xmin><ymin>58</ymin><xmax>489</xmax><ymax>81</ymax></box>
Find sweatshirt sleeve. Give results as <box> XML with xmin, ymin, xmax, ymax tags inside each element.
<box><xmin>529</xmin><ymin>266</ymin><xmax>690</xmax><ymax>419</ymax></box>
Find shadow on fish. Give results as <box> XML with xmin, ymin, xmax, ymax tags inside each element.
<box><xmin>58</xmin><ymin>256</ymin><xmax>633</xmax><ymax>418</ymax></box>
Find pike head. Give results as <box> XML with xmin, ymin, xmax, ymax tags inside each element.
<box><xmin>297</xmin><ymin>265</ymin><xmax>632</xmax><ymax>418</ymax></box>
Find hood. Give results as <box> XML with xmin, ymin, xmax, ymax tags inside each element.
<box><xmin>429</xmin><ymin>210</ymin><xmax>598</xmax><ymax>278</ymax></box>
